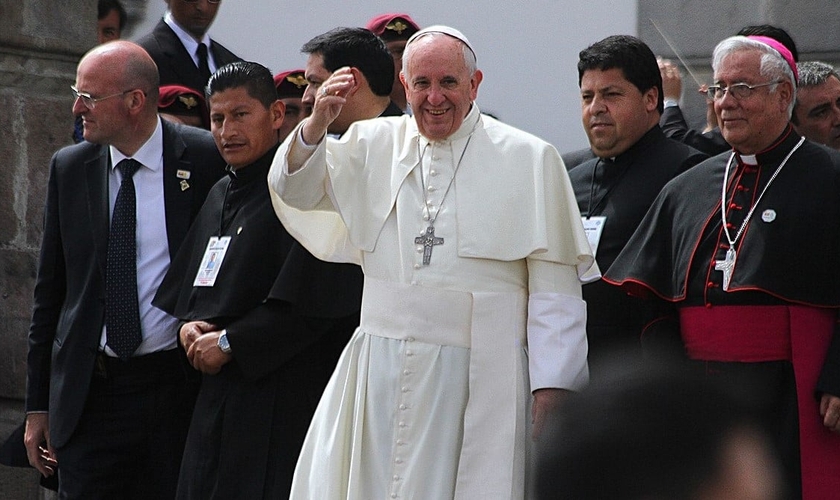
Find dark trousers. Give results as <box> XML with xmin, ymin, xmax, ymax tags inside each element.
<box><xmin>55</xmin><ymin>350</ymin><xmax>198</xmax><ymax>500</ymax></box>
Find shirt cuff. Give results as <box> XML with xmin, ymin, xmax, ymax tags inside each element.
<box><xmin>527</xmin><ymin>292</ymin><xmax>589</xmax><ymax>391</ymax></box>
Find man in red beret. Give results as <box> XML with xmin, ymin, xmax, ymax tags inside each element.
<box><xmin>365</xmin><ymin>13</ymin><xmax>420</xmax><ymax>113</ymax></box>
<box><xmin>273</xmin><ymin>69</ymin><xmax>311</xmax><ymax>141</ymax></box>
<box><xmin>158</xmin><ymin>84</ymin><xmax>207</xmax><ymax>128</ymax></box>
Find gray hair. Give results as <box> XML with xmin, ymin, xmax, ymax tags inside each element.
<box><xmin>712</xmin><ymin>36</ymin><xmax>796</xmax><ymax>117</ymax></box>
<box><xmin>797</xmin><ymin>61</ymin><xmax>839</xmax><ymax>88</ymax></box>
<box><xmin>792</xmin><ymin>61</ymin><xmax>840</xmax><ymax>124</ymax></box>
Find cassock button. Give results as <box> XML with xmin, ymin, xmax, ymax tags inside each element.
<box><xmin>397</xmin><ymin>440</ymin><xmax>405</xmax><ymax>446</ymax></box>
<box><xmin>394</xmin><ymin>475</ymin><xmax>400</xmax><ymax>481</ymax></box>
<box><xmin>414</xmin><ymin>264</ymin><xmax>421</xmax><ymax>270</ymax></box>
<box><xmin>399</xmin><ymin>404</ymin><xmax>407</xmax><ymax>410</ymax></box>
<box><xmin>707</xmin><ymin>281</ymin><xmax>715</xmax><ymax>288</ymax></box>
<box><xmin>406</xmin><ymin>350</ymin><xmax>413</xmax><ymax>356</ymax></box>
<box><xmin>430</xmin><ymin>169</ymin><xmax>437</xmax><ymax>176</ymax></box>
<box><xmin>401</xmin><ymin>386</ymin><xmax>409</xmax><ymax>392</ymax></box>
<box><xmin>399</xmin><ymin>421</ymin><xmax>406</xmax><ymax>427</ymax></box>
<box><xmin>705</xmin><ymin>303</ymin><xmax>712</xmax><ymax>309</ymax></box>
<box><xmin>403</xmin><ymin>370</ymin><xmax>411</xmax><ymax>375</ymax></box>
<box><xmin>395</xmin><ymin>457</ymin><xmax>403</xmax><ymax>464</ymax></box>
<box><xmin>427</xmin><ymin>185</ymin><xmax>436</xmax><ymax>192</ymax></box>
<box><xmin>422</xmin><ymin>214</ymin><xmax>430</xmax><ymax>221</ymax></box>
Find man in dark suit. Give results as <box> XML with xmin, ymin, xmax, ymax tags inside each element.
<box><xmin>23</xmin><ymin>41</ymin><xmax>225</xmax><ymax>499</ymax></box>
<box><xmin>137</xmin><ymin>0</ymin><xmax>241</xmax><ymax>120</ymax></box>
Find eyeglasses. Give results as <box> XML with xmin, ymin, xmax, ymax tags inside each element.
<box><xmin>705</xmin><ymin>81</ymin><xmax>781</xmax><ymax>101</ymax></box>
<box><xmin>71</xmin><ymin>86</ymin><xmax>133</xmax><ymax>109</ymax></box>
<box><xmin>181</xmin><ymin>0</ymin><xmax>221</xmax><ymax>4</ymax></box>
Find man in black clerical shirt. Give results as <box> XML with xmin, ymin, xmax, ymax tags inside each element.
<box><xmin>153</xmin><ymin>61</ymin><xmax>359</xmax><ymax>499</ymax></box>
<box><xmin>570</xmin><ymin>35</ymin><xmax>706</xmax><ymax>378</ymax></box>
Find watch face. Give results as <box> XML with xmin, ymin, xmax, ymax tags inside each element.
<box><xmin>218</xmin><ymin>333</ymin><xmax>230</xmax><ymax>352</ymax></box>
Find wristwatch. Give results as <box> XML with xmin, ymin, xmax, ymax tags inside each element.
<box><xmin>217</xmin><ymin>330</ymin><xmax>232</xmax><ymax>354</ymax></box>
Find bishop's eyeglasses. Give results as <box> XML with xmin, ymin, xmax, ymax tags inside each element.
<box><xmin>705</xmin><ymin>81</ymin><xmax>781</xmax><ymax>101</ymax></box>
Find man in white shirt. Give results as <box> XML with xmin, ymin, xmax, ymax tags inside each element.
<box><xmin>137</xmin><ymin>0</ymin><xmax>242</xmax><ymax>117</ymax></box>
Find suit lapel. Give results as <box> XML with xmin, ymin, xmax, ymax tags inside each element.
<box><xmin>157</xmin><ymin>21</ymin><xmax>203</xmax><ymax>92</ymax></box>
<box><xmin>84</xmin><ymin>146</ymin><xmax>110</xmax><ymax>278</ymax></box>
<box><xmin>161</xmin><ymin>121</ymin><xmax>195</xmax><ymax>260</ymax></box>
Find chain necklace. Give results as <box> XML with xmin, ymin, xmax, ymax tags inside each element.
<box><xmin>414</xmin><ymin>132</ymin><xmax>475</xmax><ymax>265</ymax></box>
<box><xmin>715</xmin><ymin>136</ymin><xmax>804</xmax><ymax>290</ymax></box>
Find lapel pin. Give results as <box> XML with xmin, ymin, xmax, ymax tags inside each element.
<box><xmin>180</xmin><ymin>179</ymin><xmax>190</xmax><ymax>191</ymax></box>
<box><xmin>761</xmin><ymin>209</ymin><xmax>776</xmax><ymax>223</ymax></box>
<box><xmin>177</xmin><ymin>169</ymin><xmax>191</xmax><ymax>180</ymax></box>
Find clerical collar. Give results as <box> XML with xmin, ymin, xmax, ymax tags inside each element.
<box><xmin>735</xmin><ymin>125</ymin><xmax>797</xmax><ymax>167</ymax></box>
<box><xmin>225</xmin><ymin>144</ymin><xmax>280</xmax><ymax>185</ymax></box>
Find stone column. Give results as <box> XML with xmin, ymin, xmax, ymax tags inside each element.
<box><xmin>0</xmin><ymin>1</ymin><xmax>93</xmax><ymax>497</ymax></box>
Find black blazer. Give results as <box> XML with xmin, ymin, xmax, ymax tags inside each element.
<box><xmin>137</xmin><ymin>19</ymin><xmax>242</xmax><ymax>94</ymax></box>
<box><xmin>660</xmin><ymin>105</ymin><xmax>730</xmax><ymax>157</ymax></box>
<box><xmin>25</xmin><ymin>119</ymin><xmax>226</xmax><ymax>449</ymax></box>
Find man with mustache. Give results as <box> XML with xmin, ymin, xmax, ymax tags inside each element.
<box><xmin>570</xmin><ymin>35</ymin><xmax>705</xmax><ymax>380</ymax></box>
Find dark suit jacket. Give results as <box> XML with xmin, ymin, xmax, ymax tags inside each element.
<box><xmin>25</xmin><ymin>119</ymin><xmax>226</xmax><ymax>449</ymax></box>
<box><xmin>136</xmin><ymin>19</ymin><xmax>242</xmax><ymax>94</ymax></box>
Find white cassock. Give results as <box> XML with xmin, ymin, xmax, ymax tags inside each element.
<box><xmin>268</xmin><ymin>105</ymin><xmax>598</xmax><ymax>499</ymax></box>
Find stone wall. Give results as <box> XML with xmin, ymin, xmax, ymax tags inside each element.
<box><xmin>0</xmin><ymin>1</ymin><xmax>93</xmax><ymax>497</ymax></box>
<box><xmin>639</xmin><ymin>0</ymin><xmax>840</xmax><ymax>131</ymax></box>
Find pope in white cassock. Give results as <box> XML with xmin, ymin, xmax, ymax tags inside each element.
<box><xmin>268</xmin><ymin>25</ymin><xmax>598</xmax><ymax>499</ymax></box>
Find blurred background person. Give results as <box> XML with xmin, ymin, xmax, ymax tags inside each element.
<box><xmin>98</xmin><ymin>0</ymin><xmax>127</xmax><ymax>44</ymax></box>
<box><xmin>536</xmin><ymin>362</ymin><xmax>785</xmax><ymax>500</ymax></box>
<box><xmin>137</xmin><ymin>0</ymin><xmax>242</xmax><ymax>114</ymax></box>
<box><xmin>792</xmin><ymin>61</ymin><xmax>840</xmax><ymax>150</ymax></box>
<box><xmin>365</xmin><ymin>13</ymin><xmax>420</xmax><ymax>114</ymax></box>
<box><xmin>158</xmin><ymin>84</ymin><xmax>207</xmax><ymax>128</ymax></box>
<box><xmin>273</xmin><ymin>69</ymin><xmax>310</xmax><ymax>141</ymax></box>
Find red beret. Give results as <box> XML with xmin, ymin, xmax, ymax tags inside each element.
<box><xmin>365</xmin><ymin>13</ymin><xmax>420</xmax><ymax>40</ymax></box>
<box><xmin>273</xmin><ymin>69</ymin><xmax>308</xmax><ymax>98</ymax></box>
<box><xmin>158</xmin><ymin>85</ymin><xmax>205</xmax><ymax>116</ymax></box>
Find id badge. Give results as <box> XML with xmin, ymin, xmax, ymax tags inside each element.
<box><xmin>193</xmin><ymin>236</ymin><xmax>231</xmax><ymax>287</ymax></box>
<box><xmin>581</xmin><ymin>216</ymin><xmax>607</xmax><ymax>258</ymax></box>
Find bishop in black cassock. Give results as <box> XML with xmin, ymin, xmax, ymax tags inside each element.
<box><xmin>605</xmin><ymin>127</ymin><xmax>840</xmax><ymax>498</ymax></box>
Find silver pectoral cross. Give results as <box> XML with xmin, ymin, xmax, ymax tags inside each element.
<box><xmin>414</xmin><ymin>225</ymin><xmax>444</xmax><ymax>265</ymax></box>
<box><xmin>714</xmin><ymin>247</ymin><xmax>736</xmax><ymax>291</ymax></box>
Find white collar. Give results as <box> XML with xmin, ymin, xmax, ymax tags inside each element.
<box><xmin>110</xmin><ymin>118</ymin><xmax>164</xmax><ymax>172</ymax></box>
<box><xmin>164</xmin><ymin>11</ymin><xmax>212</xmax><ymax>57</ymax></box>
